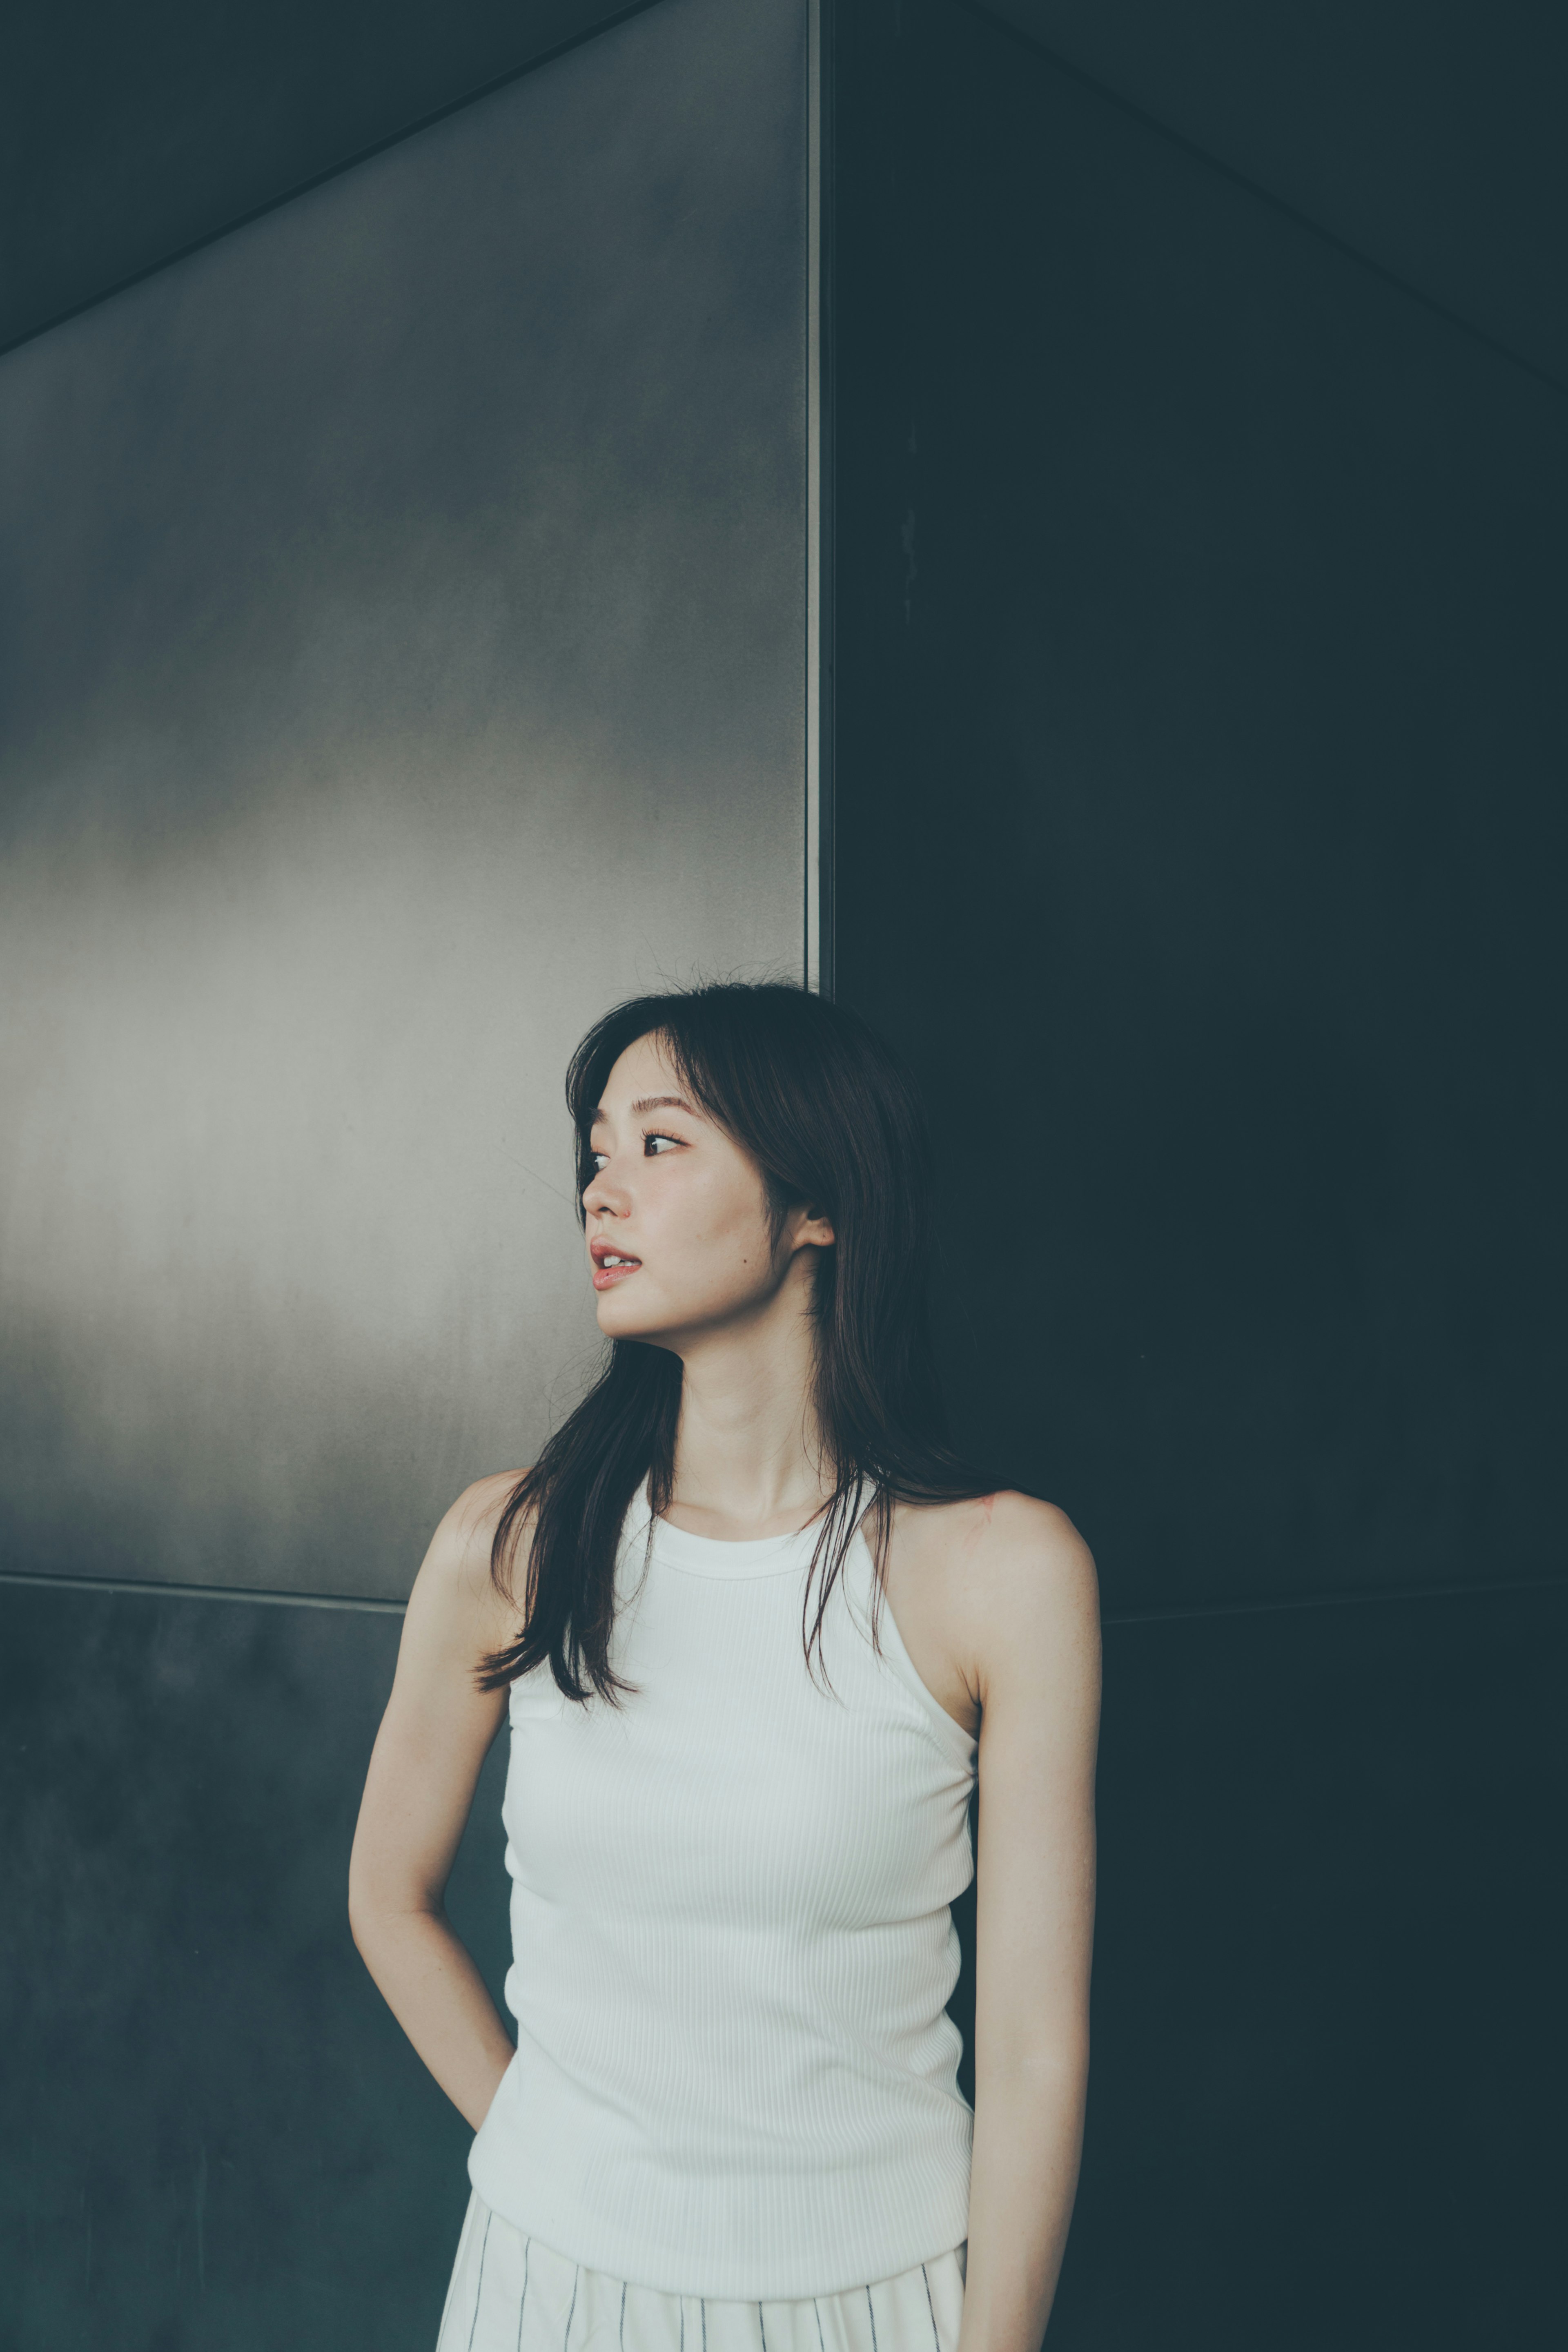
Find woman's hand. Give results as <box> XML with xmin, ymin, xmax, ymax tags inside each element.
<box><xmin>348</xmin><ymin>1472</ymin><xmax>529</xmax><ymax>2130</ymax></box>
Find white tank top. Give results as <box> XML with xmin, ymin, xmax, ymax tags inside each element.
<box><xmin>468</xmin><ymin>1483</ymin><xmax>978</xmax><ymax>2298</ymax></box>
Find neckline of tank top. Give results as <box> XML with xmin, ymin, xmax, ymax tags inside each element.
<box><xmin>623</xmin><ymin>1486</ymin><xmax>979</xmax><ymax>1757</ymax></box>
<box><xmin>637</xmin><ymin>1496</ymin><xmax>839</xmax><ymax>1579</ymax></box>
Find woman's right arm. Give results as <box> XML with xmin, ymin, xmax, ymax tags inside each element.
<box><xmin>348</xmin><ymin>1471</ymin><xmax>528</xmax><ymax>2131</ymax></box>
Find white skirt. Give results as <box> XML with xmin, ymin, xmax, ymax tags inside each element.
<box><xmin>436</xmin><ymin>2191</ymin><xmax>968</xmax><ymax>2352</ymax></box>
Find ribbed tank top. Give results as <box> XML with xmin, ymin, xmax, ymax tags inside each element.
<box><xmin>467</xmin><ymin>1484</ymin><xmax>978</xmax><ymax>2299</ymax></box>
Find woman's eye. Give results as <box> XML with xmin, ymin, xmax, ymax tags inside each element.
<box><xmin>644</xmin><ymin>1132</ymin><xmax>680</xmax><ymax>1156</ymax></box>
<box><xmin>588</xmin><ymin>1151</ymin><xmax>609</xmax><ymax>1172</ymax></box>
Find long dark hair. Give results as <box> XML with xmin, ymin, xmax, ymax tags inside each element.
<box><xmin>479</xmin><ymin>981</ymin><xmax>1002</xmax><ymax>1703</ymax></box>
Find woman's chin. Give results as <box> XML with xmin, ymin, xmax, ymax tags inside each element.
<box><xmin>594</xmin><ymin>1285</ymin><xmax>666</xmax><ymax>1342</ymax></box>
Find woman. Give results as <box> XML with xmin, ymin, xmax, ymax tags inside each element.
<box><xmin>350</xmin><ymin>981</ymin><xmax>1100</xmax><ymax>2352</ymax></box>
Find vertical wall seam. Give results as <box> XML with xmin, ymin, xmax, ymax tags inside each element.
<box><xmin>806</xmin><ymin>0</ymin><xmax>836</xmax><ymax>995</ymax></box>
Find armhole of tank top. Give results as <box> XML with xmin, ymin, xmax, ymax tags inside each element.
<box><xmin>507</xmin><ymin>1492</ymin><xmax>655</xmax><ymax>1724</ymax></box>
<box><xmin>850</xmin><ymin>1527</ymin><xmax>978</xmax><ymax>1774</ymax></box>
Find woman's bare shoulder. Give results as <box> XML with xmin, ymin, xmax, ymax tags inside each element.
<box><xmin>891</xmin><ymin>1487</ymin><xmax>1094</xmax><ymax>1582</ymax></box>
<box><xmin>891</xmin><ymin>1489</ymin><xmax>1098</xmax><ymax>1674</ymax></box>
<box><xmin>439</xmin><ymin>1467</ymin><xmax>532</xmax><ymax>1555</ymax></box>
<box><xmin>879</xmin><ymin>1491</ymin><xmax>1096</xmax><ymax>1739</ymax></box>
<box><xmin>405</xmin><ymin>1469</ymin><xmax>534</xmax><ymax>1645</ymax></box>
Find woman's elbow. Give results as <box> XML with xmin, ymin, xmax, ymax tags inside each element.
<box><xmin>346</xmin><ymin>1850</ymin><xmax>432</xmax><ymax>1958</ymax></box>
<box><xmin>346</xmin><ymin>1870</ymin><xmax>382</xmax><ymax>1960</ymax></box>
<box><xmin>976</xmin><ymin>2023</ymin><xmax>1090</xmax><ymax>2101</ymax></box>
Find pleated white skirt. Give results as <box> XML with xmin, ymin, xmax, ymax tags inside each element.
<box><xmin>436</xmin><ymin>2192</ymin><xmax>968</xmax><ymax>2352</ymax></box>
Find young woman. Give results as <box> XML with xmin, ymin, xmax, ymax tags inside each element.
<box><xmin>349</xmin><ymin>981</ymin><xmax>1100</xmax><ymax>2352</ymax></box>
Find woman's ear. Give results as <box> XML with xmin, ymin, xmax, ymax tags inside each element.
<box><xmin>790</xmin><ymin>1203</ymin><xmax>835</xmax><ymax>1252</ymax></box>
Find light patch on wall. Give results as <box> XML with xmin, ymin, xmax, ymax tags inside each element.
<box><xmin>0</xmin><ymin>0</ymin><xmax>808</xmax><ymax>1598</ymax></box>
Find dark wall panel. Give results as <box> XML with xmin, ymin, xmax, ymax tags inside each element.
<box><xmin>0</xmin><ymin>0</ymin><xmax>808</xmax><ymax>1601</ymax></box>
<box><xmin>0</xmin><ymin>1581</ymin><xmax>510</xmax><ymax>2349</ymax></box>
<box><xmin>1054</xmin><ymin>1583</ymin><xmax>1568</xmax><ymax>2350</ymax></box>
<box><xmin>833</xmin><ymin>0</ymin><xmax>1568</xmax><ymax>1614</ymax></box>
<box><xmin>987</xmin><ymin>0</ymin><xmax>1568</xmax><ymax>388</ymax></box>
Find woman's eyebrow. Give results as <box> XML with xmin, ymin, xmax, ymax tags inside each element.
<box><xmin>590</xmin><ymin>1094</ymin><xmax>700</xmax><ymax>1125</ymax></box>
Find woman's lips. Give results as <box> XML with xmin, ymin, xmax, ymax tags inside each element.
<box><xmin>590</xmin><ymin>1246</ymin><xmax>642</xmax><ymax>1291</ymax></box>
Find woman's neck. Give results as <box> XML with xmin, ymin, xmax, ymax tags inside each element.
<box><xmin>662</xmin><ymin>1265</ymin><xmax>833</xmax><ymax>1539</ymax></box>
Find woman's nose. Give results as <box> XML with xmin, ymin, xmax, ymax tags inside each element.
<box><xmin>583</xmin><ymin>1164</ymin><xmax>629</xmax><ymax>1217</ymax></box>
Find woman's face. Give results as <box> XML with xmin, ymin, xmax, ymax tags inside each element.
<box><xmin>582</xmin><ymin>1032</ymin><xmax>830</xmax><ymax>1347</ymax></box>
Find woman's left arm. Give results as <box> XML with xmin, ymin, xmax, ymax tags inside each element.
<box><xmin>960</xmin><ymin>1493</ymin><xmax>1102</xmax><ymax>2352</ymax></box>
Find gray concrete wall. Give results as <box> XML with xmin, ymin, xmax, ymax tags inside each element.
<box><xmin>0</xmin><ymin>0</ymin><xmax>809</xmax><ymax>1602</ymax></box>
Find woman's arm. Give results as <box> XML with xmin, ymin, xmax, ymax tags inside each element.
<box><xmin>348</xmin><ymin>1471</ymin><xmax>528</xmax><ymax>2131</ymax></box>
<box><xmin>961</xmin><ymin>1494</ymin><xmax>1102</xmax><ymax>2352</ymax></box>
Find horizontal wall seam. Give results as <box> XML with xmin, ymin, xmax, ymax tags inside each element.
<box><xmin>1102</xmin><ymin>1568</ymin><xmax>1568</xmax><ymax>1627</ymax></box>
<box><xmin>0</xmin><ymin>0</ymin><xmax>664</xmax><ymax>365</ymax></box>
<box><xmin>3</xmin><ymin>1563</ymin><xmax>1563</xmax><ymax>1622</ymax></box>
<box><xmin>0</xmin><ymin>1568</ymin><xmax>405</xmax><ymax>1615</ymax></box>
<box><xmin>962</xmin><ymin>0</ymin><xmax>1568</xmax><ymax>407</ymax></box>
